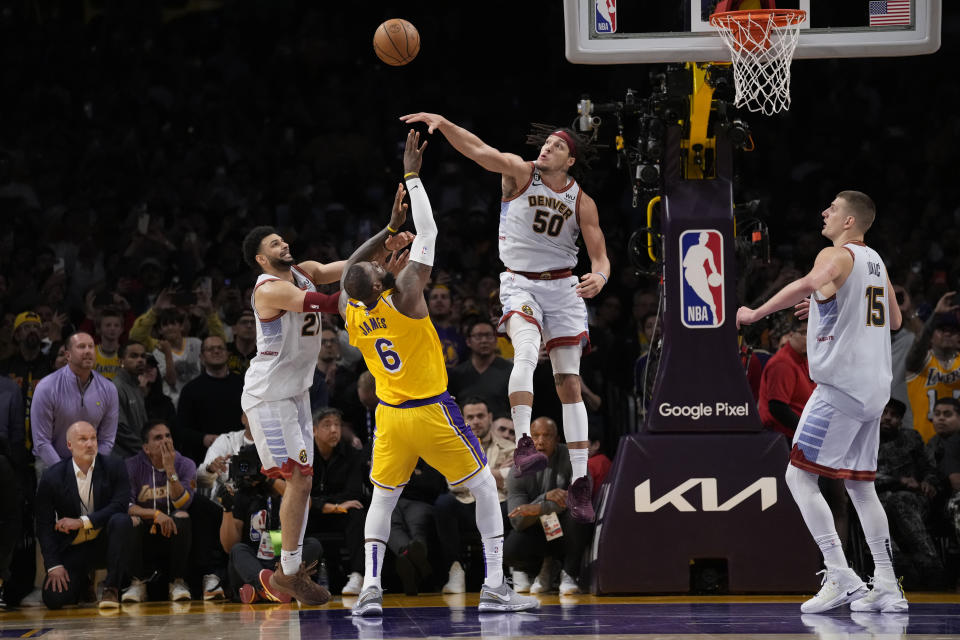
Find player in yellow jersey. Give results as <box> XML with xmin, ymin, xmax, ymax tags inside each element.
<box><xmin>341</xmin><ymin>130</ymin><xmax>538</xmax><ymax>617</ymax></box>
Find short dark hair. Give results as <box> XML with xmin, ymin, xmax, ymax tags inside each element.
<box><xmin>99</xmin><ymin>306</ymin><xmax>124</xmax><ymax>322</ymax></box>
<box><xmin>884</xmin><ymin>398</ymin><xmax>907</xmax><ymax>418</ymax></box>
<box><xmin>343</xmin><ymin>263</ymin><xmax>374</xmax><ymax>301</ymax></box>
<box><xmin>141</xmin><ymin>419</ymin><xmax>170</xmax><ymax>443</ymax></box>
<box><xmin>242</xmin><ymin>226</ymin><xmax>278</xmax><ymax>270</ymax></box>
<box><xmin>934</xmin><ymin>397</ymin><xmax>960</xmax><ymax>413</ymax></box>
<box><xmin>119</xmin><ymin>340</ymin><xmax>145</xmax><ymax>358</ymax></box>
<box><xmin>461</xmin><ymin>397</ymin><xmax>490</xmax><ymax>413</ymax></box>
<box><xmin>837</xmin><ymin>190</ymin><xmax>876</xmax><ymax>231</ymax></box>
<box><xmin>313</xmin><ymin>406</ymin><xmax>343</xmax><ymax>425</ymax></box>
<box><xmin>467</xmin><ymin>319</ymin><xmax>496</xmax><ymax>338</ymax></box>
<box><xmin>525</xmin><ymin>123</ymin><xmax>597</xmax><ymax>181</ymax></box>
<box><xmin>158</xmin><ymin>308</ymin><xmax>185</xmax><ymax>327</ymax></box>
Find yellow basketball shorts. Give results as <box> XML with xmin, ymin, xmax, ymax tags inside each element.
<box><xmin>370</xmin><ymin>391</ymin><xmax>487</xmax><ymax>491</ymax></box>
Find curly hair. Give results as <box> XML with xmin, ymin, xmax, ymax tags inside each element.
<box><xmin>242</xmin><ymin>225</ymin><xmax>277</xmax><ymax>270</ymax></box>
<box><xmin>525</xmin><ymin>123</ymin><xmax>598</xmax><ymax>182</ymax></box>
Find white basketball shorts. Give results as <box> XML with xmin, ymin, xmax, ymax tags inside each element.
<box><xmin>242</xmin><ymin>390</ymin><xmax>314</xmax><ymax>479</ymax></box>
<box><xmin>497</xmin><ymin>271</ymin><xmax>590</xmax><ymax>353</ymax></box>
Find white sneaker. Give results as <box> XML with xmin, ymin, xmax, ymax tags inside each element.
<box><xmin>122</xmin><ymin>578</ymin><xmax>147</xmax><ymax>603</ymax></box>
<box><xmin>511</xmin><ymin>570</ymin><xmax>531</xmax><ymax>593</ymax></box>
<box><xmin>529</xmin><ymin>558</ymin><xmax>556</xmax><ymax>594</ymax></box>
<box><xmin>442</xmin><ymin>561</ymin><xmax>465</xmax><ymax>594</ymax></box>
<box><xmin>800</xmin><ymin>567</ymin><xmax>868</xmax><ymax>613</ymax></box>
<box><xmin>19</xmin><ymin>588</ymin><xmax>43</xmax><ymax>607</ymax></box>
<box><xmin>559</xmin><ymin>570</ymin><xmax>579</xmax><ymax>596</ymax></box>
<box><xmin>202</xmin><ymin>573</ymin><xmax>225</xmax><ymax>601</ymax></box>
<box><xmin>341</xmin><ymin>571</ymin><xmax>364</xmax><ymax>595</ymax></box>
<box><xmin>849</xmin><ymin>576</ymin><xmax>908</xmax><ymax>613</ymax></box>
<box><xmin>169</xmin><ymin>579</ymin><xmax>191</xmax><ymax>602</ymax></box>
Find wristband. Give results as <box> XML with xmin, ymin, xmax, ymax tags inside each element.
<box><xmin>386</xmin><ymin>224</ymin><xmax>398</xmax><ymax>234</ymax></box>
<box><xmin>154</xmin><ymin>510</ymin><xmax>163</xmax><ymax>520</ymax></box>
<box><xmin>302</xmin><ymin>290</ymin><xmax>341</xmax><ymax>313</ymax></box>
<box><xmin>594</xmin><ymin>272</ymin><xmax>608</xmax><ymax>284</ymax></box>
<box><xmin>403</xmin><ymin>172</ymin><xmax>418</xmax><ymax>179</ymax></box>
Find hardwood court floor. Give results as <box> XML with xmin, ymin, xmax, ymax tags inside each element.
<box><xmin>1</xmin><ymin>592</ymin><xmax>959</xmax><ymax>639</ymax></box>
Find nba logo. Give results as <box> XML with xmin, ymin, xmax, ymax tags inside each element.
<box><xmin>679</xmin><ymin>229</ymin><xmax>724</xmax><ymax>328</ymax></box>
<box><xmin>595</xmin><ymin>0</ymin><xmax>616</xmax><ymax>33</ymax></box>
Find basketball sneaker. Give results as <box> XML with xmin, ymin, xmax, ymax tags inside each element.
<box><xmin>271</xmin><ymin>562</ymin><xmax>331</xmax><ymax>605</ymax></box>
<box><xmin>351</xmin><ymin>586</ymin><xmax>383</xmax><ymax>617</ymax></box>
<box><xmin>478</xmin><ymin>581</ymin><xmax>540</xmax><ymax>612</ymax></box>
<box><xmin>567</xmin><ymin>475</ymin><xmax>595</xmax><ymax>523</ymax></box>
<box><xmin>849</xmin><ymin>576</ymin><xmax>908</xmax><ymax>613</ymax></box>
<box><xmin>513</xmin><ymin>434</ymin><xmax>548</xmax><ymax>477</ymax></box>
<box><xmin>800</xmin><ymin>567</ymin><xmax>868</xmax><ymax>613</ymax></box>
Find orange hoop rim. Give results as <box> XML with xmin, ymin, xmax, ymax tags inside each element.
<box><xmin>710</xmin><ymin>8</ymin><xmax>807</xmax><ymax>29</ymax></box>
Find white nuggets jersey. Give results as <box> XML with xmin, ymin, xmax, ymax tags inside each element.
<box><xmin>242</xmin><ymin>266</ymin><xmax>322</xmax><ymax>403</ymax></box>
<box><xmin>499</xmin><ymin>164</ymin><xmax>582</xmax><ymax>271</ymax></box>
<box><xmin>807</xmin><ymin>242</ymin><xmax>892</xmax><ymax>419</ymax></box>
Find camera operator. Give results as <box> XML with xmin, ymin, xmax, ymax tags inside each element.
<box><xmin>219</xmin><ymin>444</ymin><xmax>323</xmax><ymax>603</ymax></box>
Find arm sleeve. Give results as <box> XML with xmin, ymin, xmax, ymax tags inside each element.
<box><xmin>405</xmin><ymin>177</ymin><xmax>437</xmax><ymax>267</ymax></box>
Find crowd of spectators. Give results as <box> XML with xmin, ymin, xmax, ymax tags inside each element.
<box><xmin>0</xmin><ymin>0</ymin><xmax>959</xmax><ymax>607</ymax></box>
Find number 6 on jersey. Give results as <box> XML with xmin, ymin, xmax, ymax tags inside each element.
<box><xmin>375</xmin><ymin>338</ymin><xmax>403</xmax><ymax>372</ymax></box>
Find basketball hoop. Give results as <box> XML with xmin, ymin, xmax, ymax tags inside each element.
<box><xmin>710</xmin><ymin>9</ymin><xmax>806</xmax><ymax>115</ymax></box>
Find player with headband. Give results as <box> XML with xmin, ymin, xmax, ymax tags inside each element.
<box><xmin>400</xmin><ymin>113</ymin><xmax>610</xmax><ymax>525</ymax></box>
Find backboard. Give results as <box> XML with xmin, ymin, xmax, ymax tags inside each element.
<box><xmin>565</xmin><ymin>0</ymin><xmax>941</xmax><ymax>64</ymax></box>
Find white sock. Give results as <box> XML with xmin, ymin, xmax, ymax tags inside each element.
<box><xmin>511</xmin><ymin>405</ymin><xmax>532</xmax><ymax>440</ymax></box>
<box><xmin>865</xmin><ymin>537</ymin><xmax>896</xmax><ymax>582</ymax></box>
<box><xmin>363</xmin><ymin>541</ymin><xmax>386</xmax><ymax>590</ymax></box>
<box><xmin>568</xmin><ymin>447</ymin><xmax>588</xmax><ymax>480</ymax></box>
<box><xmin>482</xmin><ymin>536</ymin><xmax>504</xmax><ymax>588</ymax></box>
<box><xmin>814</xmin><ymin>533</ymin><xmax>847</xmax><ymax>570</ymax></box>
<box><xmin>281</xmin><ymin>547</ymin><xmax>302</xmax><ymax>576</ymax></box>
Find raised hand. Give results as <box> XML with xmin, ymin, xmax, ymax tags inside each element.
<box><xmin>403</xmin><ymin>128</ymin><xmax>428</xmax><ymax>175</ymax></box>
<box><xmin>389</xmin><ymin>183</ymin><xmax>408</xmax><ymax>231</ymax></box>
<box><xmin>399</xmin><ymin>112</ymin><xmax>446</xmax><ymax>134</ymax></box>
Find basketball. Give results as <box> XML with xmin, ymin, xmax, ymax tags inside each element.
<box><xmin>373</xmin><ymin>18</ymin><xmax>420</xmax><ymax>66</ymax></box>
<box><xmin>708</xmin><ymin>273</ymin><xmax>722</xmax><ymax>287</ymax></box>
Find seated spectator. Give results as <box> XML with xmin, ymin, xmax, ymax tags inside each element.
<box><xmin>492</xmin><ymin>415</ymin><xmax>515</xmax><ymax>443</ymax></box>
<box><xmin>220</xmin><ymin>444</ymin><xmax>323</xmax><ymax>604</ymax></box>
<box><xmin>388</xmin><ymin>458</ymin><xmax>446</xmax><ymax>595</ymax></box>
<box><xmin>305</xmin><ymin>408</ymin><xmax>366</xmax><ymax>596</ymax></box>
<box><xmin>35</xmin><ymin>422</ymin><xmax>133</xmax><ymax>610</ymax></box>
<box><xmin>226</xmin><ymin>308</ymin><xmax>256</xmax><ymax>376</ymax></box>
<box><xmin>758</xmin><ymin>318</ymin><xmax>813</xmax><ymax>439</ymax></box>
<box><xmin>310</xmin><ymin>327</ymin><xmax>359</xmax><ymax>414</ymax></box>
<box><xmin>448</xmin><ymin>320</ymin><xmax>511</xmax><ymax>417</ymax></box>
<box><xmin>93</xmin><ymin>307</ymin><xmax>125</xmax><ymax>381</ymax></box>
<box><xmin>31</xmin><ymin>332</ymin><xmax>118</xmax><ymax>473</ymax></box>
<box><xmin>504</xmin><ymin>417</ymin><xmax>591</xmax><ymax>596</ymax></box>
<box><xmin>587</xmin><ymin>427</ymin><xmax>612</xmax><ymax>500</ymax></box>
<box><xmin>430</xmin><ymin>285</ymin><xmax>467</xmax><ymax>369</ymax></box>
<box><xmin>435</xmin><ymin>397</ymin><xmax>514</xmax><ymax>594</ymax></box>
<box><xmin>176</xmin><ymin>335</ymin><xmax>244</xmax><ymax>463</ymax></box>
<box><xmin>151</xmin><ymin>309</ymin><xmax>203</xmax><ymax>407</ymax></box>
<box><xmin>124</xmin><ymin>420</ymin><xmax>196</xmax><ymax>602</ymax></box>
<box><xmin>875</xmin><ymin>399</ymin><xmax>943</xmax><ymax>588</ymax></box>
<box><xmin>112</xmin><ymin>341</ymin><xmax>148</xmax><ymax>459</ymax></box>
<box><xmin>198</xmin><ymin>413</ymin><xmax>256</xmax><ymax>499</ymax></box>
<box><xmin>142</xmin><ymin>354</ymin><xmax>178</xmax><ymax>427</ymax></box>
<box><xmin>926</xmin><ymin>398</ymin><xmax>960</xmax><ymax>545</ymax></box>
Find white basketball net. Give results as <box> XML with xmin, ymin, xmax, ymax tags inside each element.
<box><xmin>711</xmin><ymin>10</ymin><xmax>805</xmax><ymax>116</ymax></box>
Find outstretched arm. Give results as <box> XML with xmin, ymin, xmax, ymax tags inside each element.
<box><xmin>737</xmin><ymin>247</ymin><xmax>851</xmax><ymax>328</ymax></box>
<box><xmin>392</xmin><ymin>130</ymin><xmax>434</xmax><ymax>319</ymax></box>
<box><xmin>399</xmin><ymin>112</ymin><xmax>530</xmax><ymax>183</ymax></box>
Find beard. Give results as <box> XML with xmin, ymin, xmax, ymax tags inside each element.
<box><xmin>879</xmin><ymin>425</ymin><xmax>899</xmax><ymax>442</ymax></box>
<box><xmin>267</xmin><ymin>254</ymin><xmax>295</xmax><ymax>270</ymax></box>
<box><xmin>24</xmin><ymin>333</ymin><xmax>41</xmax><ymax>349</ymax></box>
<box><xmin>381</xmin><ymin>271</ymin><xmax>397</xmax><ymax>291</ymax></box>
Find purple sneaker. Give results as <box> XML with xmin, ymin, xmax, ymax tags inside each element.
<box><xmin>568</xmin><ymin>475</ymin><xmax>595</xmax><ymax>523</ymax></box>
<box><xmin>513</xmin><ymin>434</ymin><xmax>548</xmax><ymax>477</ymax></box>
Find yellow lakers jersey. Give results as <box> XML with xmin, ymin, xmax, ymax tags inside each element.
<box><xmin>906</xmin><ymin>352</ymin><xmax>960</xmax><ymax>442</ymax></box>
<box><xmin>345</xmin><ymin>291</ymin><xmax>447</xmax><ymax>405</ymax></box>
<box><xmin>94</xmin><ymin>345</ymin><xmax>120</xmax><ymax>380</ymax></box>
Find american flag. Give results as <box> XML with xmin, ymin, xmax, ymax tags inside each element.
<box><xmin>869</xmin><ymin>0</ymin><xmax>911</xmax><ymax>26</ymax></box>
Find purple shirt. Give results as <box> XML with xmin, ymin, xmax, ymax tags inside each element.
<box><xmin>126</xmin><ymin>450</ymin><xmax>196</xmax><ymax>512</ymax></box>
<box><xmin>30</xmin><ymin>366</ymin><xmax>119</xmax><ymax>466</ymax></box>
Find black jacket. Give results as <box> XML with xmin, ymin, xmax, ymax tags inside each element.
<box><xmin>310</xmin><ymin>440</ymin><xmax>365</xmax><ymax>508</ymax></box>
<box><xmin>36</xmin><ymin>453</ymin><xmax>129</xmax><ymax>570</ymax></box>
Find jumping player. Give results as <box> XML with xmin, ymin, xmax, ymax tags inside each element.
<box><xmin>240</xmin><ymin>227</ymin><xmax>395</xmax><ymax>604</ymax></box>
<box><xmin>399</xmin><ymin>113</ymin><xmax>610</xmax><ymax>523</ymax></box>
<box><xmin>737</xmin><ymin>191</ymin><xmax>907</xmax><ymax>613</ymax></box>
<box><xmin>343</xmin><ymin>130</ymin><xmax>538</xmax><ymax>616</ymax></box>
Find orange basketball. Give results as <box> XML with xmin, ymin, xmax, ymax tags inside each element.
<box><xmin>373</xmin><ymin>18</ymin><xmax>420</xmax><ymax>66</ymax></box>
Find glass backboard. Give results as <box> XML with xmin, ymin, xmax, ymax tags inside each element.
<box><xmin>566</xmin><ymin>0</ymin><xmax>941</xmax><ymax>63</ymax></box>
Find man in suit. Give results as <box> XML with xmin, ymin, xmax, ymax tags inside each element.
<box><xmin>36</xmin><ymin>421</ymin><xmax>133</xmax><ymax>609</ymax></box>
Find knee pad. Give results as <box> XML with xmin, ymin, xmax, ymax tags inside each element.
<box><xmin>507</xmin><ymin>316</ymin><xmax>540</xmax><ymax>395</ymax></box>
<box><xmin>549</xmin><ymin>345</ymin><xmax>581</xmax><ymax>376</ymax></box>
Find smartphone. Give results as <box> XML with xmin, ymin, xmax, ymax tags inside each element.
<box><xmin>173</xmin><ymin>291</ymin><xmax>197</xmax><ymax>307</ymax></box>
<box><xmin>52</xmin><ymin>257</ymin><xmax>65</xmax><ymax>273</ymax></box>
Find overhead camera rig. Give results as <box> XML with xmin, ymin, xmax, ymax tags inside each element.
<box><xmin>573</xmin><ymin>63</ymin><xmax>768</xmax><ymax>272</ymax></box>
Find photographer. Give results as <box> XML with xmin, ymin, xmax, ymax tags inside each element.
<box><xmin>219</xmin><ymin>444</ymin><xmax>323</xmax><ymax>603</ymax></box>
